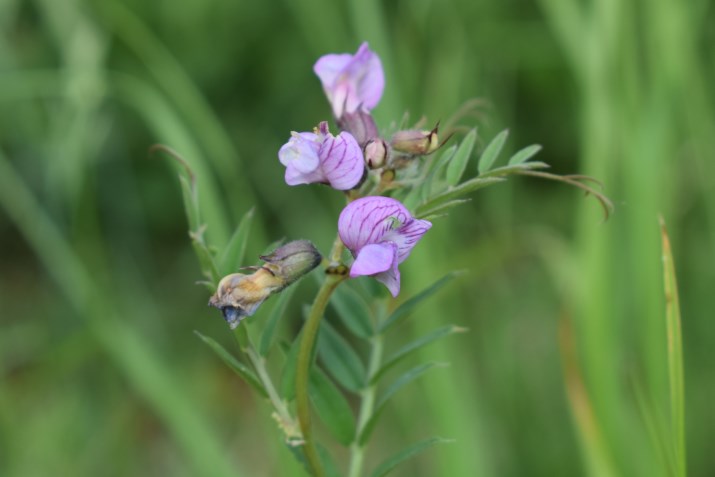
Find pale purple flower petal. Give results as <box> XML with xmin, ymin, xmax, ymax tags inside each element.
<box><xmin>278</xmin><ymin>122</ymin><xmax>365</xmax><ymax>190</ymax></box>
<box><xmin>338</xmin><ymin>196</ymin><xmax>431</xmax><ymax>297</ymax></box>
<box><xmin>314</xmin><ymin>42</ymin><xmax>384</xmax><ymax>118</ymax></box>
<box><xmin>350</xmin><ymin>242</ymin><xmax>396</xmax><ymax>277</ymax></box>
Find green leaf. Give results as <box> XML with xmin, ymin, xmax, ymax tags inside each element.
<box><xmin>285</xmin><ymin>443</ymin><xmax>342</xmax><ymax>477</ymax></box>
<box><xmin>331</xmin><ymin>285</ymin><xmax>373</xmax><ymax>340</ymax></box>
<box><xmin>218</xmin><ymin>208</ymin><xmax>254</xmax><ymax>275</ymax></box>
<box><xmin>415</xmin><ymin>177</ymin><xmax>505</xmax><ymax>218</ymax></box>
<box><xmin>179</xmin><ymin>174</ymin><xmax>199</xmax><ymax>232</ymax></box>
<box><xmin>478</xmin><ymin>161</ymin><xmax>550</xmax><ymax>179</ymax></box>
<box><xmin>478</xmin><ymin>129</ymin><xmax>509</xmax><ymax>174</ymax></box>
<box><xmin>445</xmin><ymin>129</ymin><xmax>477</xmax><ymax>186</ymax></box>
<box><xmin>372</xmin><ymin>325</ymin><xmax>465</xmax><ymax>384</ymax></box>
<box><xmin>507</xmin><ymin>144</ymin><xmax>542</xmax><ymax>165</ymax></box>
<box><xmin>280</xmin><ymin>331</ymin><xmax>302</xmax><ymax>401</ymax></box>
<box><xmin>380</xmin><ymin>272</ymin><xmax>461</xmax><ymax>333</ymax></box>
<box><xmin>416</xmin><ymin>199</ymin><xmax>471</xmax><ymax>220</ymax></box>
<box><xmin>258</xmin><ymin>285</ymin><xmax>297</xmax><ymax>357</ymax></box>
<box><xmin>421</xmin><ymin>145</ymin><xmax>457</xmax><ymax>202</ymax></box>
<box><xmin>310</xmin><ymin>366</ymin><xmax>356</xmax><ymax>445</ymax></box>
<box><xmin>194</xmin><ymin>331</ymin><xmax>267</xmax><ymax>398</ymax></box>
<box><xmin>359</xmin><ymin>362</ymin><xmax>445</xmax><ymax>444</ymax></box>
<box><xmin>370</xmin><ymin>437</ymin><xmax>453</xmax><ymax>477</ymax></box>
<box><xmin>190</xmin><ymin>234</ymin><xmax>220</xmax><ymax>285</ymax></box>
<box><xmin>318</xmin><ymin>320</ymin><xmax>366</xmax><ymax>393</ymax></box>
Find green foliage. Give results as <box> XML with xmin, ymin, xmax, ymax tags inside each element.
<box><xmin>194</xmin><ymin>331</ymin><xmax>267</xmax><ymax>398</ymax></box>
<box><xmin>310</xmin><ymin>366</ymin><xmax>357</xmax><ymax>445</ymax></box>
<box><xmin>369</xmin><ymin>437</ymin><xmax>453</xmax><ymax>477</ymax></box>
<box><xmin>2</xmin><ymin>1</ymin><xmax>712</xmax><ymax>477</ymax></box>
<box><xmin>318</xmin><ymin>321</ymin><xmax>367</xmax><ymax>393</ymax></box>
<box><xmin>478</xmin><ymin>129</ymin><xmax>509</xmax><ymax>174</ymax></box>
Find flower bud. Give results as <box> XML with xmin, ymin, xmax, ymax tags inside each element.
<box><xmin>390</xmin><ymin>125</ymin><xmax>439</xmax><ymax>155</ymax></box>
<box><xmin>337</xmin><ymin>110</ymin><xmax>379</xmax><ymax>147</ymax></box>
<box><xmin>209</xmin><ymin>240</ymin><xmax>322</xmax><ymax>328</ymax></box>
<box><xmin>259</xmin><ymin>240</ymin><xmax>322</xmax><ymax>288</ymax></box>
<box><xmin>364</xmin><ymin>139</ymin><xmax>388</xmax><ymax>169</ymax></box>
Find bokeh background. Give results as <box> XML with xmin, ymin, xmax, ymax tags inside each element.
<box><xmin>1</xmin><ymin>0</ymin><xmax>713</xmax><ymax>476</ymax></box>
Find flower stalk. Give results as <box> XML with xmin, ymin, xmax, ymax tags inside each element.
<box><xmin>295</xmin><ymin>236</ymin><xmax>348</xmax><ymax>476</ymax></box>
<box><xmin>348</xmin><ymin>334</ymin><xmax>384</xmax><ymax>477</ymax></box>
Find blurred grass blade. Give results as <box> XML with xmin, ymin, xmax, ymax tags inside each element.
<box><xmin>310</xmin><ymin>366</ymin><xmax>357</xmax><ymax>445</ymax></box>
<box><xmin>380</xmin><ymin>272</ymin><xmax>461</xmax><ymax>334</ymax></box>
<box><xmin>259</xmin><ymin>285</ymin><xmax>297</xmax><ymax>357</ymax></box>
<box><xmin>558</xmin><ymin>316</ymin><xmax>617</xmax><ymax>477</ymax></box>
<box><xmin>369</xmin><ymin>437</ymin><xmax>453</xmax><ymax>477</ymax></box>
<box><xmin>219</xmin><ymin>208</ymin><xmax>255</xmax><ymax>275</ymax></box>
<box><xmin>331</xmin><ymin>285</ymin><xmax>374</xmax><ymax>340</ymax></box>
<box><xmin>318</xmin><ymin>321</ymin><xmax>366</xmax><ymax>393</ymax></box>
<box><xmin>372</xmin><ymin>325</ymin><xmax>465</xmax><ymax>384</ymax></box>
<box><xmin>194</xmin><ymin>331</ymin><xmax>267</xmax><ymax>398</ymax></box>
<box><xmin>477</xmin><ymin>129</ymin><xmax>509</xmax><ymax>174</ymax></box>
<box><xmin>660</xmin><ymin>217</ymin><xmax>686</xmax><ymax>477</ymax></box>
<box><xmin>507</xmin><ymin>144</ymin><xmax>542</xmax><ymax>166</ymax></box>
<box><xmin>0</xmin><ymin>152</ymin><xmax>239</xmax><ymax>477</ymax></box>
<box><xmin>445</xmin><ymin>128</ymin><xmax>477</xmax><ymax>186</ymax></box>
<box><xmin>632</xmin><ymin>378</ymin><xmax>676</xmax><ymax>475</ymax></box>
<box><xmin>359</xmin><ymin>362</ymin><xmax>445</xmax><ymax>445</ymax></box>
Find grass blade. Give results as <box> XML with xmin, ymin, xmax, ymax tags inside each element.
<box><xmin>660</xmin><ymin>217</ymin><xmax>686</xmax><ymax>477</ymax></box>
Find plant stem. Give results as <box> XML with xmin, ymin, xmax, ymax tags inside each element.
<box><xmin>348</xmin><ymin>334</ymin><xmax>384</xmax><ymax>477</ymax></box>
<box><xmin>246</xmin><ymin>347</ymin><xmax>301</xmax><ymax>441</ymax></box>
<box><xmin>295</xmin><ymin>236</ymin><xmax>347</xmax><ymax>476</ymax></box>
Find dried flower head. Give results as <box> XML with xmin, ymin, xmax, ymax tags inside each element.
<box><xmin>209</xmin><ymin>240</ymin><xmax>321</xmax><ymax>328</ymax></box>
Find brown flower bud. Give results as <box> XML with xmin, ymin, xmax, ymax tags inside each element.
<box><xmin>209</xmin><ymin>240</ymin><xmax>322</xmax><ymax>328</ymax></box>
<box><xmin>390</xmin><ymin>125</ymin><xmax>439</xmax><ymax>155</ymax></box>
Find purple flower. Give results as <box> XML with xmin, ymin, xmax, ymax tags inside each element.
<box><xmin>338</xmin><ymin>197</ymin><xmax>432</xmax><ymax>297</ymax></box>
<box><xmin>314</xmin><ymin>42</ymin><xmax>385</xmax><ymax>118</ymax></box>
<box><xmin>279</xmin><ymin>121</ymin><xmax>365</xmax><ymax>190</ymax></box>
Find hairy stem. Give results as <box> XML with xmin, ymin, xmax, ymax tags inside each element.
<box><xmin>295</xmin><ymin>237</ymin><xmax>347</xmax><ymax>476</ymax></box>
<box><xmin>347</xmin><ymin>334</ymin><xmax>384</xmax><ymax>477</ymax></box>
<box><xmin>247</xmin><ymin>347</ymin><xmax>301</xmax><ymax>441</ymax></box>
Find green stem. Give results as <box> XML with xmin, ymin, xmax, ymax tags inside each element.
<box><xmin>247</xmin><ymin>347</ymin><xmax>301</xmax><ymax>441</ymax></box>
<box><xmin>295</xmin><ymin>273</ymin><xmax>345</xmax><ymax>476</ymax></box>
<box><xmin>347</xmin><ymin>334</ymin><xmax>384</xmax><ymax>477</ymax></box>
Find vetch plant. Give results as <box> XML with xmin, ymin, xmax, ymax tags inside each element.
<box><xmin>161</xmin><ymin>42</ymin><xmax>612</xmax><ymax>477</ymax></box>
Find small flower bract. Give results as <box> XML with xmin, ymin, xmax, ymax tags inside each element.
<box><xmin>338</xmin><ymin>196</ymin><xmax>432</xmax><ymax>297</ymax></box>
<box><xmin>278</xmin><ymin>121</ymin><xmax>365</xmax><ymax>190</ymax></box>
<box><xmin>314</xmin><ymin>42</ymin><xmax>384</xmax><ymax>119</ymax></box>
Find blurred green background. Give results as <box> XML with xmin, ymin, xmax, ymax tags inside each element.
<box><xmin>1</xmin><ymin>0</ymin><xmax>713</xmax><ymax>476</ymax></box>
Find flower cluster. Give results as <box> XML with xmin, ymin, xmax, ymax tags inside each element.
<box><xmin>277</xmin><ymin>42</ymin><xmax>433</xmax><ymax>297</ymax></box>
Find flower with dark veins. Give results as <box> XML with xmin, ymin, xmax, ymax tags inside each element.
<box><xmin>314</xmin><ymin>42</ymin><xmax>384</xmax><ymax>119</ymax></box>
<box><xmin>338</xmin><ymin>196</ymin><xmax>432</xmax><ymax>297</ymax></box>
<box><xmin>278</xmin><ymin>121</ymin><xmax>365</xmax><ymax>190</ymax></box>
